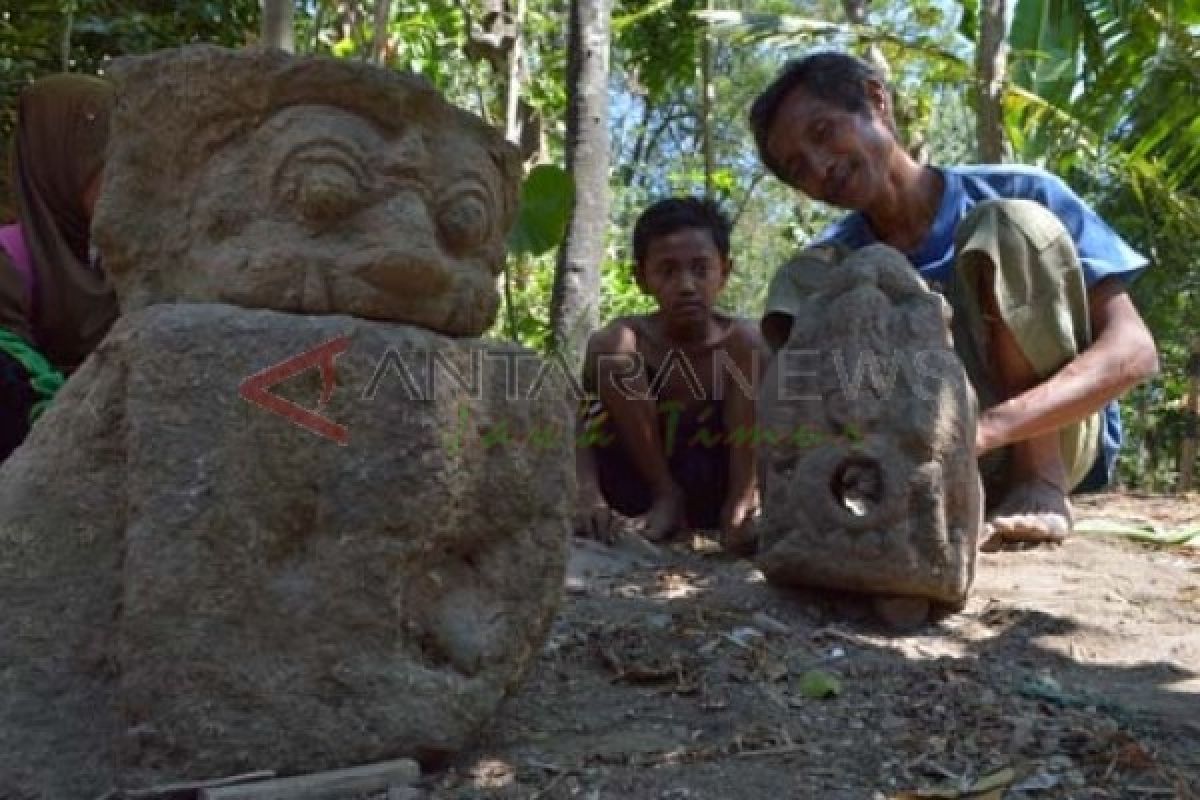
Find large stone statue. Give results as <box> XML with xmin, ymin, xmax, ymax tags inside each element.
<box><xmin>756</xmin><ymin>244</ymin><xmax>982</xmax><ymax>619</ymax></box>
<box><xmin>0</xmin><ymin>46</ymin><xmax>572</xmax><ymax>796</ymax></box>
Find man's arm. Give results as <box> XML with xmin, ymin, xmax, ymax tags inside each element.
<box><xmin>977</xmin><ymin>277</ymin><xmax>1159</xmax><ymax>453</ymax></box>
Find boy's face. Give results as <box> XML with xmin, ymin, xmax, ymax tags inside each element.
<box><xmin>638</xmin><ymin>227</ymin><xmax>730</xmax><ymax>329</ymax></box>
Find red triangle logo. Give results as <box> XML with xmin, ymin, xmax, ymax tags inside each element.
<box><xmin>238</xmin><ymin>335</ymin><xmax>351</xmax><ymax>445</ymax></box>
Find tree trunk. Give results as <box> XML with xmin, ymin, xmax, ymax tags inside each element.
<box><xmin>838</xmin><ymin>0</ymin><xmax>931</xmax><ymax>161</ymax></box>
<box><xmin>504</xmin><ymin>0</ymin><xmax>526</xmax><ymax>145</ymax></box>
<box><xmin>372</xmin><ymin>0</ymin><xmax>392</xmax><ymax>64</ymax></box>
<box><xmin>840</xmin><ymin>0</ymin><xmax>889</xmax><ymax>79</ymax></box>
<box><xmin>262</xmin><ymin>0</ymin><xmax>294</xmax><ymax>52</ymax></box>
<box><xmin>699</xmin><ymin>0</ymin><xmax>714</xmax><ymax>199</ymax></box>
<box><xmin>976</xmin><ymin>0</ymin><xmax>1009</xmax><ymax>162</ymax></box>
<box><xmin>550</xmin><ymin>0</ymin><xmax>610</xmax><ymax>370</ymax></box>
<box><xmin>1179</xmin><ymin>337</ymin><xmax>1200</xmax><ymax>492</ymax></box>
<box><xmin>61</xmin><ymin>4</ymin><xmax>74</xmax><ymax>71</ymax></box>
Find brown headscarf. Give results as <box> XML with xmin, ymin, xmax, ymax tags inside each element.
<box><xmin>7</xmin><ymin>73</ymin><xmax>118</xmax><ymax>371</ymax></box>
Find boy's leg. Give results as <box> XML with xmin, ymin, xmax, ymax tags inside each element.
<box><xmin>587</xmin><ymin>336</ymin><xmax>685</xmax><ymax>540</ymax></box>
<box><xmin>666</xmin><ymin>402</ymin><xmax>730</xmax><ymax>531</ymax></box>
<box><xmin>577</xmin><ymin>403</ymin><xmax>653</xmax><ymax>525</ymax></box>
<box><xmin>579</xmin><ymin>399</ymin><xmax>730</xmax><ymax>537</ymax></box>
<box><xmin>575</xmin><ymin>405</ymin><xmax>627</xmax><ymax>540</ymax></box>
<box><xmin>948</xmin><ymin>199</ymin><xmax>1102</xmax><ymax>545</ymax></box>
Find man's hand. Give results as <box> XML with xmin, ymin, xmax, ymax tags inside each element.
<box><xmin>973</xmin><ymin>278</ymin><xmax>1158</xmax><ymax>452</ymax></box>
<box><xmin>975</xmin><ymin>411</ymin><xmax>1003</xmax><ymax>455</ymax></box>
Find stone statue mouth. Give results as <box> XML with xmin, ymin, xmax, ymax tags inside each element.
<box><xmin>340</xmin><ymin>247</ymin><xmax>454</xmax><ymax>296</ymax></box>
<box><xmin>829</xmin><ymin>454</ymin><xmax>887</xmax><ymax>526</ymax></box>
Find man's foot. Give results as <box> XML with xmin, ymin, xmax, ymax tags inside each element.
<box><xmin>982</xmin><ymin>477</ymin><xmax>1072</xmax><ymax>551</ymax></box>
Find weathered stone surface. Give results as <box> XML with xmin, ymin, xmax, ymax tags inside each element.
<box><xmin>0</xmin><ymin>45</ymin><xmax>566</xmax><ymax>797</ymax></box>
<box><xmin>0</xmin><ymin>307</ymin><xmax>572</xmax><ymax>796</ymax></box>
<box><xmin>756</xmin><ymin>244</ymin><xmax>982</xmax><ymax>608</ymax></box>
<box><xmin>93</xmin><ymin>45</ymin><xmax>521</xmax><ymax>337</ymax></box>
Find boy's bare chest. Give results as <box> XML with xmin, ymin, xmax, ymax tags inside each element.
<box><xmin>640</xmin><ymin>342</ymin><xmax>729</xmax><ymax>405</ymax></box>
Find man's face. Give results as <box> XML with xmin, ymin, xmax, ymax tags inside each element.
<box><xmin>764</xmin><ymin>84</ymin><xmax>896</xmax><ymax>210</ymax></box>
<box><xmin>638</xmin><ymin>227</ymin><xmax>729</xmax><ymax>329</ymax></box>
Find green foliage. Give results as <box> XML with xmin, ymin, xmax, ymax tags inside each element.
<box><xmin>1009</xmin><ymin>0</ymin><xmax>1083</xmax><ymax>106</ymax></box>
<box><xmin>0</xmin><ymin>0</ymin><xmax>259</xmax><ymax>217</ymax></box>
<box><xmin>1003</xmin><ymin>0</ymin><xmax>1200</xmax><ymax>487</ymax></box>
<box><xmin>798</xmin><ymin>669</ymin><xmax>843</xmax><ymax>699</ymax></box>
<box><xmin>614</xmin><ymin>0</ymin><xmax>702</xmax><ymax>104</ymax></box>
<box><xmin>508</xmin><ymin>164</ymin><xmax>575</xmax><ymax>258</ymax></box>
<box><xmin>494</xmin><ymin>248</ymin><xmax>558</xmax><ymax>350</ymax></box>
<box><xmin>957</xmin><ymin>0</ymin><xmax>979</xmax><ymax>39</ymax></box>
<box><xmin>499</xmin><ymin>163</ymin><xmax>574</xmax><ymax>346</ymax></box>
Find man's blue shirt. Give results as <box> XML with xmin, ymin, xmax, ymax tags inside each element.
<box><xmin>814</xmin><ymin>165</ymin><xmax>1150</xmax><ymax>489</ymax></box>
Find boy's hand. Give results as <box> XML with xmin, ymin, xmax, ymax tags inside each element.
<box><xmin>575</xmin><ymin>502</ymin><xmax>620</xmax><ymax>544</ymax></box>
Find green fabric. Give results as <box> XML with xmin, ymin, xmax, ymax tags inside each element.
<box><xmin>0</xmin><ymin>328</ymin><xmax>65</xmax><ymax>422</ymax></box>
<box><xmin>949</xmin><ymin>198</ymin><xmax>1101</xmax><ymax>492</ymax></box>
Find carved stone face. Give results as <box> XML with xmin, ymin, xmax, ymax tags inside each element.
<box><xmin>186</xmin><ymin>104</ymin><xmax>510</xmax><ymax>333</ymax></box>
<box><xmin>93</xmin><ymin>46</ymin><xmax>520</xmax><ymax>337</ymax></box>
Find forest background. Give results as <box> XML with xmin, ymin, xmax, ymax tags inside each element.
<box><xmin>1</xmin><ymin>0</ymin><xmax>1197</xmax><ymax>490</ymax></box>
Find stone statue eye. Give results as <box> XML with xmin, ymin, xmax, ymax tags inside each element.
<box><xmin>436</xmin><ymin>185</ymin><xmax>493</xmax><ymax>255</ymax></box>
<box><xmin>275</xmin><ymin>144</ymin><xmax>370</xmax><ymax>227</ymax></box>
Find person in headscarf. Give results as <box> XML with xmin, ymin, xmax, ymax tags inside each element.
<box><xmin>0</xmin><ymin>74</ymin><xmax>117</xmax><ymax>461</ymax></box>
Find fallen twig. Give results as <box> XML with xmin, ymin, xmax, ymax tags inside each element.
<box><xmin>522</xmin><ymin>759</ymin><xmax>565</xmax><ymax>774</ymax></box>
<box><xmin>530</xmin><ymin>770</ymin><xmax>569</xmax><ymax>800</ymax></box>
<box><xmin>810</xmin><ymin>626</ymin><xmax>877</xmax><ymax>648</ymax></box>
<box><xmin>731</xmin><ymin>744</ymin><xmax>811</xmax><ymax>760</ymax></box>
<box><xmin>93</xmin><ymin>771</ymin><xmax>276</xmax><ymax>800</ymax></box>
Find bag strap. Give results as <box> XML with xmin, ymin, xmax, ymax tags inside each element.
<box><xmin>0</xmin><ymin>327</ymin><xmax>64</xmax><ymax>423</ymax></box>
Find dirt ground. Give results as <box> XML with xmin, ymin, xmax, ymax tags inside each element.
<box><xmin>423</xmin><ymin>490</ymin><xmax>1200</xmax><ymax>800</ymax></box>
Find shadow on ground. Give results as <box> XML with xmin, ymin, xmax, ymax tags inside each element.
<box><xmin>432</xmin><ymin>533</ymin><xmax>1199</xmax><ymax>799</ymax></box>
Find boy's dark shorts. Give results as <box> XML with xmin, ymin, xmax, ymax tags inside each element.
<box><xmin>583</xmin><ymin>399</ymin><xmax>728</xmax><ymax>529</ymax></box>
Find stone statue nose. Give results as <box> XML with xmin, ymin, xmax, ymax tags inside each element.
<box><xmin>380</xmin><ymin>190</ymin><xmax>439</xmax><ymax>246</ymax></box>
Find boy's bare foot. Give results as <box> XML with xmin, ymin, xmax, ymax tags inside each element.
<box><xmin>720</xmin><ymin>518</ymin><xmax>759</xmax><ymax>557</ymax></box>
<box><xmin>640</xmin><ymin>487</ymin><xmax>685</xmax><ymax>541</ymax></box>
<box><xmin>573</xmin><ymin>488</ymin><xmax>683</xmax><ymax>544</ymax></box>
<box><xmin>981</xmin><ymin>476</ymin><xmax>1072</xmax><ymax>550</ymax></box>
<box><xmin>719</xmin><ymin>500</ymin><xmax>761</xmax><ymax>556</ymax></box>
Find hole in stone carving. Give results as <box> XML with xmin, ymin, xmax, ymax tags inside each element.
<box><xmin>830</xmin><ymin>456</ymin><xmax>883</xmax><ymax>517</ymax></box>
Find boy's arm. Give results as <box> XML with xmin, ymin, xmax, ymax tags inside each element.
<box><xmin>720</xmin><ymin>320</ymin><xmax>767</xmax><ymax>541</ymax></box>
